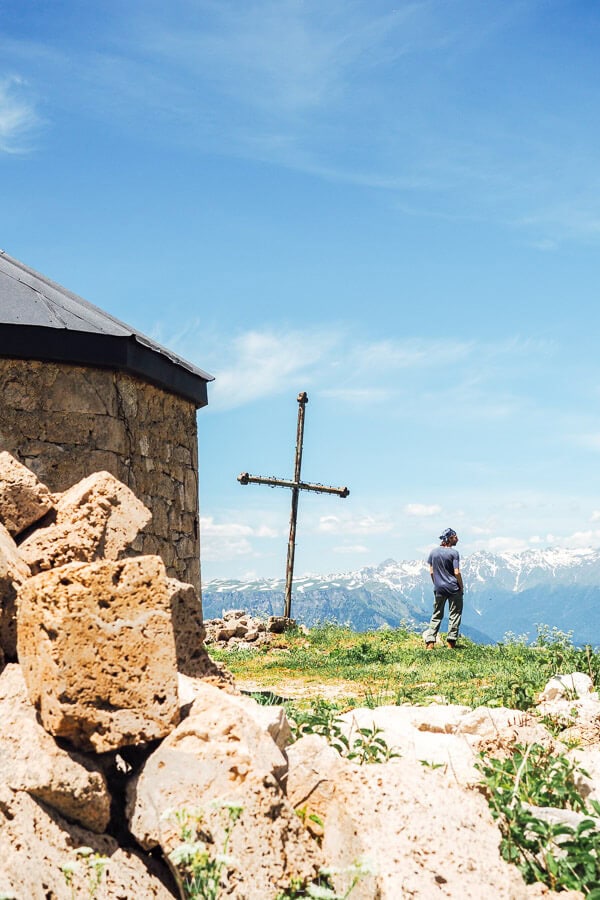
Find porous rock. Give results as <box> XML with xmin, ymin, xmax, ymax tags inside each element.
<box><xmin>0</xmin><ymin>520</ymin><xmax>30</xmax><ymax>658</ymax></box>
<box><xmin>166</xmin><ymin>576</ymin><xmax>207</xmax><ymax>675</ymax></box>
<box><xmin>17</xmin><ymin>555</ymin><xmax>180</xmax><ymax>752</ymax></box>
<box><xmin>0</xmin><ymin>664</ymin><xmax>110</xmax><ymax>832</ymax></box>
<box><xmin>19</xmin><ymin>470</ymin><xmax>152</xmax><ymax>574</ymax></box>
<box><xmin>336</xmin><ymin>705</ymin><xmax>479</xmax><ymax>784</ymax></box>
<box><xmin>320</xmin><ymin>759</ymin><xmax>535</xmax><ymax>899</ymax></box>
<box><xmin>0</xmin><ymin>450</ymin><xmax>54</xmax><ymax>537</ymax></box>
<box><xmin>286</xmin><ymin>733</ymin><xmax>347</xmax><ymax>822</ymax></box>
<box><xmin>127</xmin><ymin>682</ymin><xmax>321</xmax><ymax>896</ymax></box>
<box><xmin>0</xmin><ymin>784</ymin><xmax>172</xmax><ymax>900</ymax></box>
<box><xmin>539</xmin><ymin>672</ymin><xmax>597</xmax><ymax>702</ymax></box>
<box><xmin>177</xmin><ymin>675</ymin><xmax>292</xmax><ymax>749</ymax></box>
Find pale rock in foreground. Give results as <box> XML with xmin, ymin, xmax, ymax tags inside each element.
<box><xmin>18</xmin><ymin>555</ymin><xmax>179</xmax><ymax>752</ymax></box>
<box><xmin>0</xmin><ymin>784</ymin><xmax>172</xmax><ymax>900</ymax></box>
<box><xmin>177</xmin><ymin>673</ymin><xmax>292</xmax><ymax>750</ymax></box>
<box><xmin>127</xmin><ymin>682</ymin><xmax>321</xmax><ymax>896</ymax></box>
<box><xmin>569</xmin><ymin>746</ymin><xmax>600</xmax><ymax>805</ymax></box>
<box><xmin>19</xmin><ymin>470</ymin><xmax>151</xmax><ymax>573</ymax></box>
<box><xmin>286</xmin><ymin>733</ymin><xmax>348</xmax><ymax>826</ymax></box>
<box><xmin>321</xmin><ymin>758</ymin><xmax>543</xmax><ymax>899</ymax></box>
<box><xmin>539</xmin><ymin>672</ymin><xmax>597</xmax><ymax>702</ymax></box>
<box><xmin>166</xmin><ymin>576</ymin><xmax>207</xmax><ymax>675</ymax></box>
<box><xmin>336</xmin><ymin>705</ymin><xmax>480</xmax><ymax>784</ymax></box>
<box><xmin>0</xmin><ymin>451</ymin><xmax>54</xmax><ymax>537</ymax></box>
<box><xmin>0</xmin><ymin>520</ymin><xmax>30</xmax><ymax>658</ymax></box>
<box><xmin>0</xmin><ymin>664</ymin><xmax>111</xmax><ymax>832</ymax></box>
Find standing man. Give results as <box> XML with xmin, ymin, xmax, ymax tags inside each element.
<box><xmin>424</xmin><ymin>528</ymin><xmax>464</xmax><ymax>650</ymax></box>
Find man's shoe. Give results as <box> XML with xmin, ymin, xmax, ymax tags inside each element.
<box><xmin>426</xmin><ymin>642</ymin><xmax>435</xmax><ymax>651</ymax></box>
<box><xmin>447</xmin><ymin>639</ymin><xmax>456</xmax><ymax>649</ymax></box>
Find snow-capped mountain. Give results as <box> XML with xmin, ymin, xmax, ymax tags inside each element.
<box><xmin>202</xmin><ymin>547</ymin><xmax>600</xmax><ymax>645</ymax></box>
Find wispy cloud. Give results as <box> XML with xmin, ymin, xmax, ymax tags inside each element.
<box><xmin>318</xmin><ymin>513</ymin><xmax>393</xmax><ymax>535</ymax></box>
<box><xmin>200</xmin><ymin>515</ymin><xmax>278</xmax><ymax>562</ymax></box>
<box><xmin>165</xmin><ymin>323</ymin><xmax>560</xmax><ymax>423</ymax></box>
<box><xmin>333</xmin><ymin>544</ymin><xmax>369</xmax><ymax>554</ymax></box>
<box><xmin>405</xmin><ymin>503</ymin><xmax>442</xmax><ymax>517</ymax></box>
<box><xmin>0</xmin><ymin>76</ymin><xmax>39</xmax><ymax>153</ymax></box>
<box><xmin>5</xmin><ymin>0</ymin><xmax>598</xmax><ymax>242</ymax></box>
<box><xmin>205</xmin><ymin>329</ymin><xmax>338</xmax><ymax>411</ymax></box>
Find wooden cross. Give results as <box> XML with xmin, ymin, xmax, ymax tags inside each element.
<box><xmin>238</xmin><ymin>391</ymin><xmax>349</xmax><ymax>619</ymax></box>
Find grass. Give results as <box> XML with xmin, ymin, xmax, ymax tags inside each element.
<box><xmin>209</xmin><ymin>623</ymin><xmax>600</xmax><ymax>710</ymax></box>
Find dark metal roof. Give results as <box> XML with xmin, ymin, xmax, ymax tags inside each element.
<box><xmin>0</xmin><ymin>251</ymin><xmax>213</xmax><ymax>407</ymax></box>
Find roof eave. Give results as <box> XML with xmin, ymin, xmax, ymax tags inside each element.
<box><xmin>0</xmin><ymin>324</ymin><xmax>213</xmax><ymax>408</ymax></box>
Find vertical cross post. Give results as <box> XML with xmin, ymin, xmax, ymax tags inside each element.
<box><xmin>238</xmin><ymin>391</ymin><xmax>349</xmax><ymax>619</ymax></box>
<box><xmin>284</xmin><ymin>391</ymin><xmax>307</xmax><ymax>617</ymax></box>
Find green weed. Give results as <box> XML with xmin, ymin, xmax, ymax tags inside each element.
<box><xmin>276</xmin><ymin>861</ymin><xmax>371</xmax><ymax>899</ymax></box>
<box><xmin>164</xmin><ymin>802</ymin><xmax>243</xmax><ymax>900</ymax></box>
<box><xmin>61</xmin><ymin>847</ymin><xmax>109</xmax><ymax>900</ymax></box>
<box><xmin>477</xmin><ymin>743</ymin><xmax>600</xmax><ymax>893</ymax></box>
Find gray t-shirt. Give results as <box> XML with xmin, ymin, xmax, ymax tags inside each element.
<box><xmin>427</xmin><ymin>546</ymin><xmax>460</xmax><ymax>595</ymax></box>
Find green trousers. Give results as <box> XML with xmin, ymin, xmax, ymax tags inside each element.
<box><xmin>423</xmin><ymin>590</ymin><xmax>463</xmax><ymax>643</ymax></box>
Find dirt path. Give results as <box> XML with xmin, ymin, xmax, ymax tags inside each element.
<box><xmin>235</xmin><ymin>676</ymin><xmax>373</xmax><ymax>703</ymax></box>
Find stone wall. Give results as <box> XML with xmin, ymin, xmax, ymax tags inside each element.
<box><xmin>0</xmin><ymin>358</ymin><xmax>200</xmax><ymax>589</ymax></box>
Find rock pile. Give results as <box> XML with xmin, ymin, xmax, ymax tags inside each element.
<box><xmin>203</xmin><ymin>609</ymin><xmax>295</xmax><ymax>649</ymax></box>
<box><xmin>1</xmin><ymin>451</ymin><xmax>599</xmax><ymax>898</ymax></box>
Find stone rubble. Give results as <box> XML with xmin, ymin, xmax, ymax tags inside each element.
<box><xmin>203</xmin><ymin>608</ymin><xmax>295</xmax><ymax>649</ymax></box>
<box><xmin>0</xmin><ymin>450</ymin><xmax>54</xmax><ymax>537</ymax></box>
<box><xmin>0</xmin><ymin>451</ymin><xmax>598</xmax><ymax>897</ymax></box>
<box><xmin>19</xmin><ymin>470</ymin><xmax>152</xmax><ymax>574</ymax></box>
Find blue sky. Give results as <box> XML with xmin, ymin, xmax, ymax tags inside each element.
<box><xmin>2</xmin><ymin>0</ymin><xmax>600</xmax><ymax>581</ymax></box>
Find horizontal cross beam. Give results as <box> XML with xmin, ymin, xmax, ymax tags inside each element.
<box><xmin>238</xmin><ymin>472</ymin><xmax>349</xmax><ymax>498</ymax></box>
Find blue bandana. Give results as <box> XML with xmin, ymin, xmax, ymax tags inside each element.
<box><xmin>439</xmin><ymin>528</ymin><xmax>457</xmax><ymax>542</ymax></box>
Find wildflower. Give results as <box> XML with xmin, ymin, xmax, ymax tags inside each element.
<box><xmin>169</xmin><ymin>841</ymin><xmax>208</xmax><ymax>865</ymax></box>
<box><xmin>306</xmin><ymin>885</ymin><xmax>338</xmax><ymax>899</ymax></box>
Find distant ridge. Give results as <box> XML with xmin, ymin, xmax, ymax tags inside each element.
<box><xmin>202</xmin><ymin>548</ymin><xmax>600</xmax><ymax>645</ymax></box>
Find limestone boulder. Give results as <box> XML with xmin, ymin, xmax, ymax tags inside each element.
<box><xmin>568</xmin><ymin>746</ymin><xmax>600</xmax><ymax>804</ymax></box>
<box><xmin>320</xmin><ymin>759</ymin><xmax>534</xmax><ymax>899</ymax></box>
<box><xmin>539</xmin><ymin>672</ymin><xmax>597</xmax><ymax>702</ymax></box>
<box><xmin>177</xmin><ymin>675</ymin><xmax>291</xmax><ymax>749</ymax></box>
<box><xmin>166</xmin><ymin>576</ymin><xmax>207</xmax><ymax>675</ymax></box>
<box><xmin>17</xmin><ymin>555</ymin><xmax>180</xmax><ymax>752</ymax></box>
<box><xmin>19</xmin><ymin>470</ymin><xmax>151</xmax><ymax>574</ymax></box>
<box><xmin>127</xmin><ymin>682</ymin><xmax>321</xmax><ymax>896</ymax></box>
<box><xmin>0</xmin><ymin>784</ymin><xmax>173</xmax><ymax>900</ymax></box>
<box><xmin>0</xmin><ymin>451</ymin><xmax>54</xmax><ymax>537</ymax></box>
<box><xmin>0</xmin><ymin>664</ymin><xmax>110</xmax><ymax>832</ymax></box>
<box><xmin>0</xmin><ymin>521</ymin><xmax>30</xmax><ymax>658</ymax></box>
<box><xmin>286</xmin><ymin>733</ymin><xmax>348</xmax><ymax>826</ymax></box>
<box><xmin>456</xmin><ymin>706</ymin><xmax>525</xmax><ymax>738</ymax></box>
<box><xmin>335</xmin><ymin>705</ymin><xmax>480</xmax><ymax>784</ymax></box>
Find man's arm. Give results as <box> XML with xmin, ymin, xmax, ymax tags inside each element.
<box><xmin>455</xmin><ymin>567</ymin><xmax>464</xmax><ymax>592</ymax></box>
<box><xmin>429</xmin><ymin>564</ymin><xmax>434</xmax><ymax>583</ymax></box>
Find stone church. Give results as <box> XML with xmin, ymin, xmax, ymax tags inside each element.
<box><xmin>0</xmin><ymin>250</ymin><xmax>212</xmax><ymax>591</ymax></box>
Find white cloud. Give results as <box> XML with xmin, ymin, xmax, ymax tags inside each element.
<box><xmin>0</xmin><ymin>76</ymin><xmax>39</xmax><ymax>153</ymax></box>
<box><xmin>203</xmin><ymin>329</ymin><xmax>338</xmax><ymax>411</ymax></box>
<box><xmin>592</xmin><ymin>511</ymin><xmax>600</xmax><ymax>522</ymax></box>
<box><xmin>167</xmin><ymin>323</ymin><xmax>553</xmax><ymax>418</ymax></box>
<box><xmin>404</xmin><ymin>503</ymin><xmax>442</xmax><ymax>517</ymax></box>
<box><xmin>333</xmin><ymin>544</ymin><xmax>369</xmax><ymax>554</ymax></box>
<box><xmin>201</xmin><ymin>535</ymin><xmax>253</xmax><ymax>562</ymax></box>
<box><xmin>318</xmin><ymin>513</ymin><xmax>393</xmax><ymax>535</ymax></box>
<box><xmin>482</xmin><ymin>536</ymin><xmax>530</xmax><ymax>554</ymax></box>
<box><xmin>200</xmin><ymin>516</ymin><xmax>278</xmax><ymax>539</ymax></box>
<box><xmin>200</xmin><ymin>516</ymin><xmax>278</xmax><ymax>561</ymax></box>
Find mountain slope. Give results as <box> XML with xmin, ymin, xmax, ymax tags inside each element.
<box><xmin>202</xmin><ymin>548</ymin><xmax>600</xmax><ymax>645</ymax></box>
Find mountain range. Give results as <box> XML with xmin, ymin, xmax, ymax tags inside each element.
<box><xmin>202</xmin><ymin>547</ymin><xmax>600</xmax><ymax>646</ymax></box>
